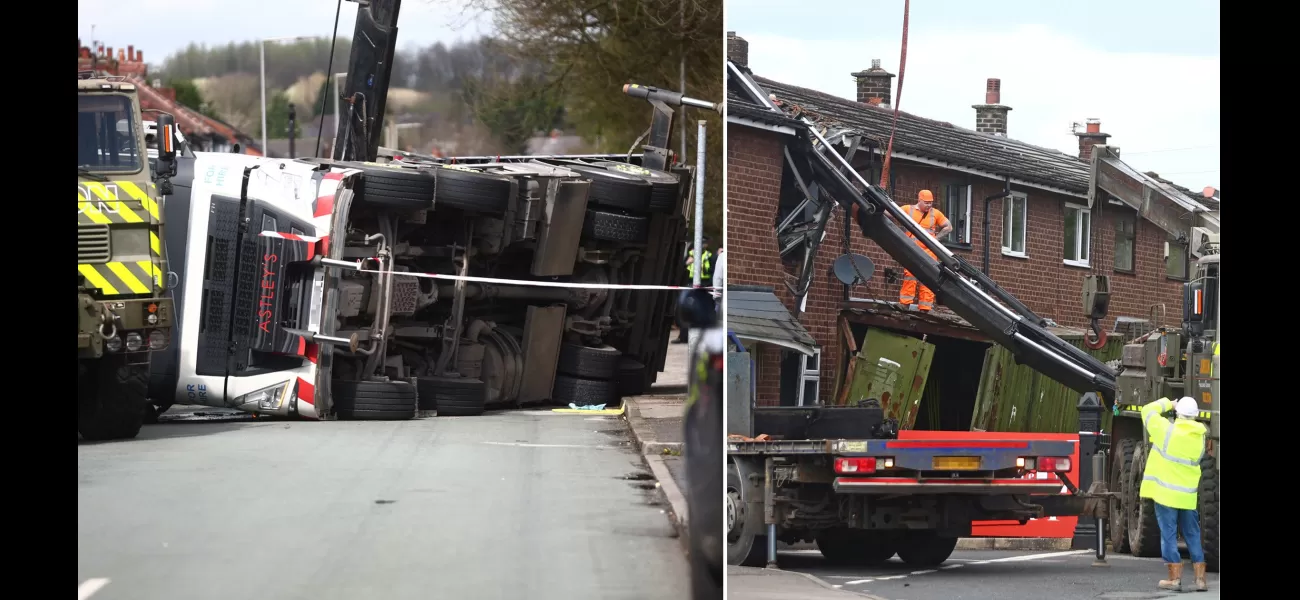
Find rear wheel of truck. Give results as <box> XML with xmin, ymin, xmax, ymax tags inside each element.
<box><xmin>1199</xmin><ymin>454</ymin><xmax>1220</xmax><ymax>572</ymax></box>
<box><xmin>557</xmin><ymin>343</ymin><xmax>620</xmax><ymax>380</ymax></box>
<box><xmin>558</xmin><ymin>164</ymin><xmax>652</xmax><ymax>213</ymax></box>
<box><xmin>417</xmin><ymin>376</ymin><xmax>487</xmax><ymax>417</ymax></box>
<box><xmin>1108</xmin><ymin>438</ymin><xmax>1137</xmax><ymax>553</ymax></box>
<box><xmin>351</xmin><ymin>162</ymin><xmax>437</xmax><ymax>210</ymax></box>
<box><xmin>727</xmin><ymin>463</ymin><xmax>767</xmax><ymax>567</ymax></box>
<box><xmin>816</xmin><ymin>529</ymin><xmax>899</xmax><ymax>566</ymax></box>
<box><xmin>433</xmin><ymin>166</ymin><xmax>513</xmax><ymax>213</ymax></box>
<box><xmin>78</xmin><ymin>356</ymin><xmax>149</xmax><ymax>441</ymax></box>
<box><xmin>590</xmin><ymin>161</ymin><xmax>680</xmax><ymax>214</ymax></box>
<box><xmin>896</xmin><ymin>531</ymin><xmax>958</xmax><ymax>567</ymax></box>
<box><xmin>333</xmin><ymin>380</ymin><xmax>417</xmax><ymax>420</ymax></box>
<box><xmin>550</xmin><ymin>375</ymin><xmax>615</xmax><ymax>407</ymax></box>
<box><xmin>1125</xmin><ymin>442</ymin><xmax>1162</xmax><ymax>557</ymax></box>
<box><xmin>581</xmin><ymin>209</ymin><xmax>649</xmax><ymax>243</ymax></box>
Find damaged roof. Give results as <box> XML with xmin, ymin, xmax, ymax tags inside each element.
<box><xmin>728</xmin><ymin>285</ymin><xmax>819</xmax><ymax>356</ymax></box>
<box><xmin>727</xmin><ymin>60</ymin><xmax>1091</xmax><ymax>196</ymax></box>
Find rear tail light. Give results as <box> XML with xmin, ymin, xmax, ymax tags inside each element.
<box><xmin>1033</xmin><ymin>456</ymin><xmax>1071</xmax><ymax>472</ymax></box>
<box><xmin>834</xmin><ymin>457</ymin><xmax>877</xmax><ymax>474</ymax></box>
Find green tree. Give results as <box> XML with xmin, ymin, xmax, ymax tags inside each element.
<box><xmin>167</xmin><ymin>79</ymin><xmax>209</xmax><ymax>115</ymax></box>
<box><xmin>462</xmin><ymin>71</ymin><xmax>565</xmax><ymax>154</ymax></box>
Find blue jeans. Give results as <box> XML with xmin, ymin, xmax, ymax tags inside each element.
<box><xmin>1154</xmin><ymin>502</ymin><xmax>1204</xmax><ymax>564</ymax></box>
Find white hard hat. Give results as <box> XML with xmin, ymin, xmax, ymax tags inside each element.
<box><xmin>1175</xmin><ymin>397</ymin><xmax>1198</xmax><ymax>418</ymax></box>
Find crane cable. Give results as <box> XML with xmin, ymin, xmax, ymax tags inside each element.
<box><xmin>878</xmin><ymin>0</ymin><xmax>910</xmax><ymax>189</ymax></box>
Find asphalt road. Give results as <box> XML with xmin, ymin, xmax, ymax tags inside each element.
<box><xmin>78</xmin><ymin>407</ymin><xmax>689</xmax><ymax>600</ymax></box>
<box><xmin>779</xmin><ymin>548</ymin><xmax>1222</xmax><ymax>600</ymax></box>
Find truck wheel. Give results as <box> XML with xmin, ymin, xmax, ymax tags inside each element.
<box><xmin>557</xmin><ymin>343</ymin><xmax>620</xmax><ymax>380</ymax></box>
<box><xmin>1125</xmin><ymin>443</ymin><xmax>1162</xmax><ymax>557</ymax></box>
<box><xmin>417</xmin><ymin>376</ymin><xmax>487</xmax><ymax>417</ymax></box>
<box><xmin>78</xmin><ymin>356</ymin><xmax>149</xmax><ymax>441</ymax></box>
<box><xmin>816</xmin><ymin>529</ymin><xmax>898</xmax><ymax>566</ymax></box>
<box><xmin>433</xmin><ymin>166</ymin><xmax>512</xmax><ymax>213</ymax></box>
<box><xmin>1108</xmin><ymin>438</ymin><xmax>1136</xmax><ymax>553</ymax></box>
<box><xmin>727</xmin><ymin>463</ymin><xmax>767</xmax><ymax>567</ymax></box>
<box><xmin>351</xmin><ymin>162</ymin><xmax>436</xmax><ymax>210</ymax></box>
<box><xmin>896</xmin><ymin>531</ymin><xmax>958</xmax><ymax>567</ymax></box>
<box><xmin>1199</xmin><ymin>454</ymin><xmax>1220</xmax><ymax>572</ymax></box>
<box><xmin>616</xmin><ymin>358</ymin><xmax>648</xmax><ymax>397</ymax></box>
<box><xmin>333</xmin><ymin>380</ymin><xmax>416</xmax><ymax>420</ymax></box>
<box><xmin>551</xmin><ymin>375</ymin><xmax>615</xmax><ymax>406</ymax></box>
<box><xmin>596</xmin><ymin>162</ymin><xmax>681</xmax><ymax>214</ymax></box>
<box><xmin>559</xmin><ymin>164</ymin><xmax>652</xmax><ymax>213</ymax></box>
<box><xmin>581</xmin><ymin>209</ymin><xmax>649</xmax><ymax>243</ymax></box>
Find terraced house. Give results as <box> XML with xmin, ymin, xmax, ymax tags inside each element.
<box><xmin>724</xmin><ymin>33</ymin><xmax>1219</xmax><ymax>434</ymax></box>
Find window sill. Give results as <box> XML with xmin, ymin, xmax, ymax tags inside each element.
<box><xmin>1113</xmin><ymin>268</ymin><xmax>1136</xmax><ymax>276</ymax></box>
<box><xmin>1001</xmin><ymin>249</ymin><xmax>1029</xmax><ymax>259</ymax></box>
<box><xmin>943</xmin><ymin>241</ymin><xmax>973</xmax><ymax>251</ymax></box>
<box><xmin>1063</xmin><ymin>259</ymin><xmax>1091</xmax><ymax>269</ymax></box>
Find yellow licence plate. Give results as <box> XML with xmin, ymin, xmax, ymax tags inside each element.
<box><xmin>933</xmin><ymin>456</ymin><xmax>981</xmax><ymax>470</ymax></box>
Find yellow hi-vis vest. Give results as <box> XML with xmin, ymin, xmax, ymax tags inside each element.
<box><xmin>1139</xmin><ymin>397</ymin><xmax>1207</xmax><ymax>510</ymax></box>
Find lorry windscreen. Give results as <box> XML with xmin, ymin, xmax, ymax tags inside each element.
<box><xmin>78</xmin><ymin>94</ymin><xmax>142</xmax><ymax>174</ymax></box>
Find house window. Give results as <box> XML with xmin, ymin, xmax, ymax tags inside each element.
<box><xmin>779</xmin><ymin>348</ymin><xmax>822</xmax><ymax>406</ymax></box>
<box><xmin>1063</xmin><ymin>203</ymin><xmax>1091</xmax><ymax>267</ymax></box>
<box><xmin>1002</xmin><ymin>192</ymin><xmax>1027</xmax><ymax>256</ymax></box>
<box><xmin>943</xmin><ymin>183</ymin><xmax>971</xmax><ymax>245</ymax></box>
<box><xmin>1114</xmin><ymin>211</ymin><xmax>1136</xmax><ymax>273</ymax></box>
<box><xmin>799</xmin><ymin>349</ymin><xmax>822</xmax><ymax>406</ymax></box>
<box><xmin>1166</xmin><ymin>237</ymin><xmax>1189</xmax><ymax>280</ymax></box>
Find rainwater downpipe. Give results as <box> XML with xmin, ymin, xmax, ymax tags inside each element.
<box><xmin>982</xmin><ymin>177</ymin><xmax>1012</xmax><ymax>275</ymax></box>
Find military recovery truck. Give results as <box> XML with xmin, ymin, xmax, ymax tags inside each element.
<box><xmin>78</xmin><ymin>71</ymin><xmax>178</xmax><ymax>440</ymax></box>
<box><xmin>1096</xmin><ymin>231</ymin><xmax>1220</xmax><ymax>571</ymax></box>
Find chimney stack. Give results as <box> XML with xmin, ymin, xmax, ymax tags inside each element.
<box><xmin>851</xmin><ymin>60</ymin><xmax>895</xmax><ymax>108</ymax></box>
<box><xmin>1075</xmin><ymin>118</ymin><xmax>1111</xmax><ymax>161</ymax></box>
<box><xmin>128</xmin><ymin>45</ymin><xmax>135</xmax><ymax>61</ymax></box>
<box><xmin>972</xmin><ymin>78</ymin><xmax>1011</xmax><ymax>136</ymax></box>
<box><xmin>727</xmin><ymin>32</ymin><xmax>748</xmax><ymax>67</ymax></box>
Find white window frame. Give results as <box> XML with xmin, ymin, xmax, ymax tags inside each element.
<box><xmin>944</xmin><ymin>183</ymin><xmax>972</xmax><ymax>245</ymax></box>
<box><xmin>1001</xmin><ymin>192</ymin><xmax>1028</xmax><ymax>258</ymax></box>
<box><xmin>796</xmin><ymin>348</ymin><xmax>822</xmax><ymax>406</ymax></box>
<box><xmin>1063</xmin><ymin>202</ymin><xmax>1091</xmax><ymax>268</ymax></box>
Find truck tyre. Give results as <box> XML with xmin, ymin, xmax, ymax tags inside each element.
<box><xmin>727</xmin><ymin>463</ymin><xmax>767</xmax><ymax>567</ymax></box>
<box><xmin>550</xmin><ymin>375</ymin><xmax>615</xmax><ymax>406</ymax></box>
<box><xmin>557</xmin><ymin>343</ymin><xmax>620</xmax><ymax>380</ymax></box>
<box><xmin>434</xmin><ymin>166</ymin><xmax>512</xmax><ymax>213</ymax></box>
<box><xmin>1108</xmin><ymin>438</ymin><xmax>1137</xmax><ymax>553</ymax></box>
<box><xmin>896</xmin><ymin>531</ymin><xmax>958</xmax><ymax>567</ymax></box>
<box><xmin>351</xmin><ymin>162</ymin><xmax>436</xmax><ymax>210</ymax></box>
<box><xmin>582</xmin><ymin>209</ymin><xmax>649</xmax><ymax>243</ymax></box>
<box><xmin>1125</xmin><ymin>443</ymin><xmax>1162</xmax><ymax>557</ymax></box>
<box><xmin>816</xmin><ymin>529</ymin><xmax>898</xmax><ymax>566</ymax></box>
<box><xmin>560</xmin><ymin>164</ymin><xmax>652</xmax><ymax>213</ymax></box>
<box><xmin>78</xmin><ymin>357</ymin><xmax>149</xmax><ymax>441</ymax></box>
<box><xmin>616</xmin><ymin>358</ymin><xmax>648</xmax><ymax>397</ymax></box>
<box><xmin>417</xmin><ymin>376</ymin><xmax>487</xmax><ymax>417</ymax></box>
<box><xmin>1199</xmin><ymin>454</ymin><xmax>1219</xmax><ymax>572</ymax></box>
<box><xmin>333</xmin><ymin>380</ymin><xmax>417</xmax><ymax>420</ymax></box>
<box><xmin>593</xmin><ymin>162</ymin><xmax>681</xmax><ymax>214</ymax></box>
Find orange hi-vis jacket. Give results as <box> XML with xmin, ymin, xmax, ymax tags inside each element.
<box><xmin>902</xmin><ymin>204</ymin><xmax>949</xmax><ymax>260</ymax></box>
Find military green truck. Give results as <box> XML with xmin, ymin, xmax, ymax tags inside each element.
<box><xmin>77</xmin><ymin>71</ymin><xmax>178</xmax><ymax>440</ymax></box>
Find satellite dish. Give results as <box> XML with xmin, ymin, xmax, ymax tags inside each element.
<box><xmin>832</xmin><ymin>253</ymin><xmax>875</xmax><ymax>286</ymax></box>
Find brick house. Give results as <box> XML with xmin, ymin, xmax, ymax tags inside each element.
<box><xmin>724</xmin><ymin>33</ymin><xmax>1219</xmax><ymax>431</ymax></box>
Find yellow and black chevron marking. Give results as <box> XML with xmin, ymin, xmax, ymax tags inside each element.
<box><xmin>77</xmin><ymin>181</ymin><xmax>162</xmax><ymax>225</ymax></box>
<box><xmin>1116</xmin><ymin>404</ymin><xmax>1214</xmax><ymax>420</ymax></box>
<box><xmin>78</xmin><ymin>261</ymin><xmax>163</xmax><ymax>296</ymax></box>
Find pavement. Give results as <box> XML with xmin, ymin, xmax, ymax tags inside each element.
<box><xmin>78</xmin><ymin>403</ymin><xmax>689</xmax><ymax>599</ymax></box>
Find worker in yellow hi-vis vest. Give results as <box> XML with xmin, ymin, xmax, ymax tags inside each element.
<box><xmin>1140</xmin><ymin>396</ymin><xmax>1209</xmax><ymax>592</ymax></box>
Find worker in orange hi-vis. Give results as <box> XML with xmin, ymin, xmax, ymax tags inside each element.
<box><xmin>898</xmin><ymin>189</ymin><xmax>953</xmax><ymax>312</ymax></box>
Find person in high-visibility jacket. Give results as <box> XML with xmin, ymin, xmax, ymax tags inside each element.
<box><xmin>1140</xmin><ymin>396</ymin><xmax>1209</xmax><ymax>592</ymax></box>
<box><xmin>897</xmin><ymin>190</ymin><xmax>952</xmax><ymax>312</ymax></box>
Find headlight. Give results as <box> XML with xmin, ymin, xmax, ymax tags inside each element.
<box><xmin>235</xmin><ymin>382</ymin><xmax>292</xmax><ymax>411</ymax></box>
<box><xmin>148</xmin><ymin>330</ymin><xmax>167</xmax><ymax>350</ymax></box>
<box><xmin>146</xmin><ymin>313</ymin><xmax>159</xmax><ymax>325</ymax></box>
<box><xmin>125</xmin><ymin>332</ymin><xmax>144</xmax><ymax>352</ymax></box>
<box><xmin>106</xmin><ymin>336</ymin><xmax>123</xmax><ymax>352</ymax></box>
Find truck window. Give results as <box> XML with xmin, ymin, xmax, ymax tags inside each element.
<box><xmin>78</xmin><ymin>94</ymin><xmax>142</xmax><ymax>173</ymax></box>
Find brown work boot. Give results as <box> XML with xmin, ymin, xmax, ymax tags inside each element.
<box><xmin>1193</xmin><ymin>562</ymin><xmax>1208</xmax><ymax>592</ymax></box>
<box><xmin>1158</xmin><ymin>563</ymin><xmax>1183</xmax><ymax>591</ymax></box>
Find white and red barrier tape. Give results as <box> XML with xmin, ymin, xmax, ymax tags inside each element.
<box><xmin>343</xmin><ymin>262</ymin><xmax>718</xmax><ymax>291</ymax></box>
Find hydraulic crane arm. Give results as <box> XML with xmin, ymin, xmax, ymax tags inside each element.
<box><xmin>790</xmin><ymin>118</ymin><xmax>1119</xmax><ymax>402</ymax></box>
<box><xmin>332</xmin><ymin>0</ymin><xmax>402</xmax><ymax>162</ymax></box>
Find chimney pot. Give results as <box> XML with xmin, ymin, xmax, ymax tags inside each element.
<box><xmin>727</xmin><ymin>32</ymin><xmax>749</xmax><ymax>68</ymax></box>
<box><xmin>128</xmin><ymin>45</ymin><xmax>135</xmax><ymax>61</ymax></box>
<box><xmin>872</xmin><ymin>58</ymin><xmax>881</xmax><ymax>69</ymax></box>
<box><xmin>118</xmin><ymin>49</ymin><xmax>126</xmax><ymax>62</ymax></box>
<box><xmin>1086</xmin><ymin>118</ymin><xmax>1101</xmax><ymax>134</ymax></box>
<box><xmin>138</xmin><ymin>51</ymin><xmax>143</xmax><ymax>63</ymax></box>
<box><xmin>985</xmin><ymin>78</ymin><xmax>1001</xmax><ymax>104</ymax></box>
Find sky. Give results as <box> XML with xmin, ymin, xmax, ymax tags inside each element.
<box><xmin>727</xmin><ymin>0</ymin><xmax>1221</xmax><ymax>192</ymax></box>
<box><xmin>77</xmin><ymin>0</ymin><xmax>495</xmax><ymax>59</ymax></box>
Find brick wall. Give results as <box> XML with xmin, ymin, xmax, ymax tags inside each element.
<box><xmin>727</xmin><ymin>123</ymin><xmax>1188</xmax><ymax>406</ymax></box>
